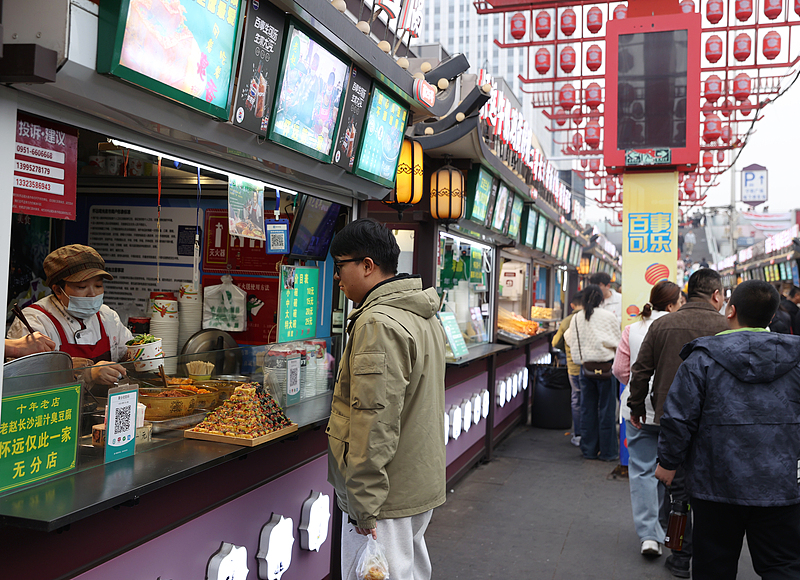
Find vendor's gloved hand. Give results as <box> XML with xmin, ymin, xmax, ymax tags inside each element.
<box><xmin>90</xmin><ymin>361</ymin><xmax>127</xmax><ymax>385</ymax></box>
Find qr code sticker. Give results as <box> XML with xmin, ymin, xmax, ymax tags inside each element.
<box><xmin>113</xmin><ymin>405</ymin><xmax>131</xmax><ymax>436</ymax></box>
<box><xmin>289</xmin><ymin>365</ymin><xmax>298</xmax><ymax>387</ymax></box>
<box><xmin>270</xmin><ymin>232</ymin><xmax>285</xmax><ymax>250</ymax></box>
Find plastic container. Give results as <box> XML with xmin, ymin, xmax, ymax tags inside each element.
<box><xmin>126</xmin><ymin>338</ymin><xmax>164</xmax><ymax>371</ymax></box>
<box><xmin>664</xmin><ymin>499</ymin><xmax>689</xmax><ymax>550</ymax></box>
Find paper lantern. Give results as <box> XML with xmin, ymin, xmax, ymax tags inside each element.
<box><xmin>706</xmin><ymin>35</ymin><xmax>723</xmax><ymax>63</ymax></box>
<box><xmin>702</xmin><ymin>101</ymin><xmax>715</xmax><ymax>117</ymax></box>
<box><xmin>554</xmin><ymin>107</ymin><xmax>567</xmax><ymax>126</ymax></box>
<box><xmin>585</xmin><ymin>83</ymin><xmax>602</xmax><ymax>109</ymax></box>
<box><xmin>585</xmin><ymin>121</ymin><xmax>601</xmax><ymax>148</ymax></box>
<box><xmin>680</xmin><ymin>0</ymin><xmax>695</xmax><ymax>13</ymax></box>
<box><xmin>763</xmin><ymin>31</ymin><xmax>781</xmax><ymax>60</ymax></box>
<box><xmin>580</xmin><ymin>158</ymin><xmax>588</xmax><ymax>168</ymax></box>
<box><xmin>587</xmin><ymin>7</ymin><xmax>603</xmax><ymax>34</ymax></box>
<box><xmin>606</xmin><ymin>177</ymin><xmax>616</xmax><ymax>196</ymax></box>
<box><xmin>704</xmin><ymin>75</ymin><xmax>722</xmax><ymax>102</ymax></box>
<box><xmin>733</xmin><ymin>73</ymin><xmax>751</xmax><ymax>101</ymax></box>
<box><xmin>735</xmin><ymin>0</ymin><xmax>752</xmax><ymax>21</ymax></box>
<box><xmin>586</xmin><ymin>45</ymin><xmax>603</xmax><ymax>72</ymax></box>
<box><xmin>702</xmin><ymin>151</ymin><xmax>714</xmax><ymax>168</ymax></box>
<box><xmin>535</xmin><ymin>11</ymin><xmax>551</xmax><ymax>38</ymax></box>
<box><xmin>559</xmin><ymin>83</ymin><xmax>576</xmax><ymax>110</ymax></box>
<box><xmin>617</xmin><ymin>211</ymin><xmax>623</xmax><ymax>223</ymax></box>
<box><xmin>593</xmin><ymin>175</ymin><xmax>601</xmax><ymax>186</ymax></box>
<box><xmin>645</xmin><ymin>264</ymin><xmax>670</xmax><ymax>285</ymax></box>
<box><xmin>741</xmin><ymin>98</ymin><xmax>753</xmax><ymax>116</ymax></box>
<box><xmin>510</xmin><ymin>13</ymin><xmax>526</xmax><ymax>40</ymax></box>
<box><xmin>535</xmin><ymin>48</ymin><xmax>551</xmax><ymax>74</ymax></box>
<box><xmin>721</xmin><ymin>99</ymin><xmax>733</xmax><ymax>118</ymax></box>
<box><xmin>392</xmin><ymin>139</ymin><xmax>423</xmax><ymax>209</ymax></box>
<box><xmin>796</xmin><ymin>0</ymin><xmax>800</xmax><ymax>17</ymax></box>
<box><xmin>572</xmin><ymin>132</ymin><xmax>583</xmax><ymax>149</ymax></box>
<box><xmin>764</xmin><ymin>0</ymin><xmax>782</xmax><ymax>19</ymax></box>
<box><xmin>590</xmin><ymin>158</ymin><xmax>601</xmax><ymax>173</ymax></box>
<box><xmin>721</xmin><ymin>124</ymin><xmax>732</xmax><ymax>143</ymax></box>
<box><xmin>717</xmin><ymin>150</ymin><xmax>725</xmax><ymax>163</ymax></box>
<box><xmin>613</xmin><ymin>4</ymin><xmax>627</xmax><ymax>19</ymax></box>
<box><xmin>560</xmin><ymin>8</ymin><xmax>577</xmax><ymax>36</ymax></box>
<box><xmin>572</xmin><ymin>109</ymin><xmax>583</xmax><ymax>126</ymax></box>
<box><xmin>733</xmin><ymin>33</ymin><xmax>751</xmax><ymax>62</ymax></box>
<box><xmin>703</xmin><ymin>169</ymin><xmax>712</xmax><ymax>183</ymax></box>
<box><xmin>706</xmin><ymin>0</ymin><xmax>724</xmax><ymax>23</ymax></box>
<box><xmin>703</xmin><ymin>114</ymin><xmax>722</xmax><ymax>143</ymax></box>
<box><xmin>560</xmin><ymin>47</ymin><xmax>576</xmax><ymax>73</ymax></box>
<box><xmin>430</xmin><ymin>163</ymin><xmax>465</xmax><ymax>222</ymax></box>
<box><xmin>684</xmin><ymin>177</ymin><xmax>696</xmax><ymax>195</ymax></box>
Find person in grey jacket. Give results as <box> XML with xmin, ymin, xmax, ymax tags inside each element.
<box><xmin>656</xmin><ymin>280</ymin><xmax>800</xmax><ymax>579</ymax></box>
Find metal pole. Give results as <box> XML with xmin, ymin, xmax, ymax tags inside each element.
<box><xmin>730</xmin><ymin>160</ymin><xmax>737</xmax><ymax>257</ymax></box>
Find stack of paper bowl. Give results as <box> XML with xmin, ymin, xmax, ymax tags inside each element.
<box><xmin>149</xmin><ymin>292</ymin><xmax>179</xmax><ymax>374</ymax></box>
<box><xmin>178</xmin><ymin>283</ymin><xmax>203</xmax><ymax>355</ymax></box>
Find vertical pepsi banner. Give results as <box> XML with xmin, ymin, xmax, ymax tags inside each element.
<box><xmin>332</xmin><ymin>66</ymin><xmax>371</xmax><ymax>171</ymax></box>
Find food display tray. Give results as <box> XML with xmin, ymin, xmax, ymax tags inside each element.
<box><xmin>184</xmin><ymin>423</ymin><xmax>298</xmax><ymax>447</ymax></box>
<box><xmin>148</xmin><ymin>411</ymin><xmax>209</xmax><ymax>434</ymax></box>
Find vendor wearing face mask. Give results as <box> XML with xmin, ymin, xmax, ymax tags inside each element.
<box><xmin>7</xmin><ymin>244</ymin><xmax>133</xmax><ymax>387</ymax></box>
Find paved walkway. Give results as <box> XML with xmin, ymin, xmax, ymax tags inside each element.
<box><xmin>427</xmin><ymin>425</ymin><xmax>759</xmax><ymax>579</ymax></box>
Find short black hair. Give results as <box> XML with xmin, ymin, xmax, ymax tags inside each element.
<box><xmin>729</xmin><ymin>280</ymin><xmax>780</xmax><ymax>328</ymax></box>
<box><xmin>589</xmin><ymin>272</ymin><xmax>611</xmax><ymax>286</ymax></box>
<box><xmin>569</xmin><ymin>290</ymin><xmax>584</xmax><ymax>306</ymax></box>
<box><xmin>687</xmin><ymin>268</ymin><xmax>722</xmax><ymax>300</ymax></box>
<box><xmin>789</xmin><ymin>286</ymin><xmax>800</xmax><ymax>299</ymax></box>
<box><xmin>329</xmin><ymin>218</ymin><xmax>400</xmax><ymax>275</ymax></box>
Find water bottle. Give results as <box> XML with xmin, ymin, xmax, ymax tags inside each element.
<box><xmin>664</xmin><ymin>498</ymin><xmax>689</xmax><ymax>550</ymax></box>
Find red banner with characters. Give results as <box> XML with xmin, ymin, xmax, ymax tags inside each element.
<box><xmin>13</xmin><ymin>113</ymin><xmax>78</xmax><ymax>220</ymax></box>
<box><xmin>202</xmin><ymin>208</ymin><xmax>285</xmax><ymax>275</ymax></box>
<box><xmin>201</xmin><ymin>274</ymin><xmax>279</xmax><ymax>345</ymax></box>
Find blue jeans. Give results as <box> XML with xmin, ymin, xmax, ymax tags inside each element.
<box><xmin>569</xmin><ymin>374</ymin><xmax>581</xmax><ymax>437</ymax></box>
<box><xmin>626</xmin><ymin>420</ymin><xmax>666</xmax><ymax>543</ymax></box>
<box><xmin>579</xmin><ymin>369</ymin><xmax>618</xmax><ymax>460</ymax></box>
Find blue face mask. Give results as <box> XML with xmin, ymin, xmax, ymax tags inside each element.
<box><xmin>63</xmin><ymin>293</ymin><xmax>104</xmax><ymax>319</ymax></box>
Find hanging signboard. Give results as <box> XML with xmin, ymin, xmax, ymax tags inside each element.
<box><xmin>203</xmin><ymin>209</ymin><xmax>284</xmax><ymax>275</ymax></box>
<box><xmin>228</xmin><ymin>176</ymin><xmax>266</xmax><ymax>241</ymax></box>
<box><xmin>231</xmin><ymin>0</ymin><xmax>287</xmax><ymax>134</ymax></box>
<box><xmin>278</xmin><ymin>266</ymin><xmax>319</xmax><ymax>343</ymax></box>
<box><xmin>13</xmin><ymin>113</ymin><xmax>78</xmax><ymax>220</ymax></box>
<box><xmin>465</xmin><ymin>166</ymin><xmax>493</xmax><ymax>225</ymax></box>
<box><xmin>741</xmin><ymin>164</ymin><xmax>768</xmax><ymax>206</ymax></box>
<box><xmin>353</xmin><ymin>84</ymin><xmax>409</xmax><ymax>188</ymax></box>
<box><xmin>332</xmin><ymin>66</ymin><xmax>371</xmax><ymax>171</ymax></box>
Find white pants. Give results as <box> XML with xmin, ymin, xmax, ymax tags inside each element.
<box><xmin>341</xmin><ymin>510</ymin><xmax>434</xmax><ymax>580</ymax></box>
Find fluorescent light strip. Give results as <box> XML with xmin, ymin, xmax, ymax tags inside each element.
<box><xmin>439</xmin><ymin>231</ymin><xmax>493</xmax><ymax>253</ymax></box>
<box><xmin>108</xmin><ymin>138</ymin><xmax>298</xmax><ymax>195</ymax></box>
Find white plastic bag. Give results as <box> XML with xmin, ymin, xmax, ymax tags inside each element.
<box><xmin>203</xmin><ymin>275</ymin><xmax>247</xmax><ymax>332</ymax></box>
<box><xmin>356</xmin><ymin>537</ymin><xmax>390</xmax><ymax>580</ymax></box>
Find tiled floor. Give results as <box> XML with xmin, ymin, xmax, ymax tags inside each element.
<box><xmin>426</xmin><ymin>425</ymin><xmax>759</xmax><ymax>579</ymax></box>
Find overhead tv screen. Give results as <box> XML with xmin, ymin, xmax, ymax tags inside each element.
<box><xmin>288</xmin><ymin>193</ymin><xmax>344</xmax><ymax>260</ymax></box>
<box><xmin>354</xmin><ymin>84</ymin><xmax>409</xmax><ymax>188</ymax></box>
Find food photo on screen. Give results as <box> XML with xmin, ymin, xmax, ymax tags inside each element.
<box><xmin>272</xmin><ymin>27</ymin><xmax>347</xmax><ymax>156</ymax></box>
<box><xmin>289</xmin><ymin>195</ymin><xmax>344</xmax><ymax>260</ymax></box>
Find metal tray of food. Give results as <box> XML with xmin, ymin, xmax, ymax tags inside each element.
<box><xmin>148</xmin><ymin>410</ymin><xmax>209</xmax><ymax>434</ymax></box>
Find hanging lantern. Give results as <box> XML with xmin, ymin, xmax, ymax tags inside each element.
<box><xmin>587</xmin><ymin>7</ymin><xmax>603</xmax><ymax>34</ymax></box>
<box><xmin>560</xmin><ymin>47</ymin><xmax>576</xmax><ymax>73</ymax></box>
<box><xmin>589</xmin><ymin>158</ymin><xmax>601</xmax><ymax>173</ymax></box>
<box><xmin>763</xmin><ymin>31</ymin><xmax>781</xmax><ymax>60</ymax></box>
<box><xmin>559</xmin><ymin>83</ymin><xmax>576</xmax><ymax>110</ymax></box>
<box><xmin>764</xmin><ymin>0</ymin><xmax>782</xmax><ymax>19</ymax></box>
<box><xmin>586</xmin><ymin>44</ymin><xmax>603</xmax><ymax>71</ymax></box>
<box><xmin>430</xmin><ymin>162</ymin><xmax>465</xmax><ymax>223</ymax></box>
<box><xmin>613</xmin><ymin>4</ymin><xmax>627</xmax><ymax>19</ymax></box>
<box><xmin>572</xmin><ymin>109</ymin><xmax>584</xmax><ymax>126</ymax></box>
<box><xmin>606</xmin><ymin>177</ymin><xmax>616</xmax><ymax>197</ymax></box>
<box><xmin>684</xmin><ymin>177</ymin><xmax>696</xmax><ymax>195</ymax></box>
<box><xmin>555</xmin><ymin>107</ymin><xmax>567</xmax><ymax>126</ymax></box>
<box><xmin>561</xmin><ymin>8</ymin><xmax>577</xmax><ymax>36</ymax></box>
<box><xmin>721</xmin><ymin>124</ymin><xmax>732</xmax><ymax>143</ymax></box>
<box><xmin>702</xmin><ymin>101</ymin><xmax>715</xmax><ymax>117</ymax></box>
<box><xmin>733</xmin><ymin>73</ymin><xmax>751</xmax><ymax>101</ymax></box>
<box><xmin>572</xmin><ymin>132</ymin><xmax>583</xmax><ymax>149</ymax></box>
<box><xmin>703</xmin><ymin>169</ymin><xmax>712</xmax><ymax>183</ymax></box>
<box><xmin>706</xmin><ymin>0</ymin><xmax>724</xmax><ymax>23</ymax></box>
<box><xmin>585</xmin><ymin>121</ymin><xmax>601</xmax><ymax>148</ymax></box>
<box><xmin>605</xmin><ymin>191</ymin><xmax>615</xmax><ymax>203</ymax></box>
<box><xmin>741</xmin><ymin>98</ymin><xmax>753</xmax><ymax>116</ymax></box>
<box><xmin>510</xmin><ymin>12</ymin><xmax>526</xmax><ymax>40</ymax></box>
<box><xmin>386</xmin><ymin>139</ymin><xmax>423</xmax><ymax>218</ymax></box>
<box><xmin>704</xmin><ymin>75</ymin><xmax>722</xmax><ymax>102</ymax></box>
<box><xmin>703</xmin><ymin>114</ymin><xmax>722</xmax><ymax>143</ymax></box>
<box><xmin>617</xmin><ymin>211</ymin><xmax>623</xmax><ymax>223</ymax></box>
<box><xmin>733</xmin><ymin>33</ymin><xmax>751</xmax><ymax>62</ymax></box>
<box><xmin>680</xmin><ymin>0</ymin><xmax>695</xmax><ymax>13</ymax></box>
<box><xmin>535</xmin><ymin>11</ymin><xmax>551</xmax><ymax>38</ymax></box>
<box><xmin>796</xmin><ymin>0</ymin><xmax>800</xmax><ymax>17</ymax></box>
<box><xmin>580</xmin><ymin>158</ymin><xmax>588</xmax><ymax>168</ymax></box>
<box><xmin>720</xmin><ymin>99</ymin><xmax>733</xmax><ymax>118</ymax></box>
<box><xmin>535</xmin><ymin>48</ymin><xmax>551</xmax><ymax>74</ymax></box>
<box><xmin>706</xmin><ymin>35</ymin><xmax>723</xmax><ymax>63</ymax></box>
<box><xmin>735</xmin><ymin>0</ymin><xmax>752</xmax><ymax>21</ymax></box>
<box><xmin>593</xmin><ymin>175</ymin><xmax>601</xmax><ymax>186</ymax></box>
<box><xmin>585</xmin><ymin>83</ymin><xmax>602</xmax><ymax>109</ymax></box>
<box><xmin>717</xmin><ymin>150</ymin><xmax>725</xmax><ymax>163</ymax></box>
<box><xmin>702</xmin><ymin>151</ymin><xmax>714</xmax><ymax>168</ymax></box>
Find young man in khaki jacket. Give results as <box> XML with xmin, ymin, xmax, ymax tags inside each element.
<box><xmin>326</xmin><ymin>219</ymin><xmax>446</xmax><ymax>580</ymax></box>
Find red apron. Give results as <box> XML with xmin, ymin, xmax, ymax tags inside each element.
<box><xmin>29</xmin><ymin>304</ymin><xmax>112</xmax><ymax>363</ymax></box>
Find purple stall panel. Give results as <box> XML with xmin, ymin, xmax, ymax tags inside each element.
<box><xmin>445</xmin><ymin>373</ymin><xmax>488</xmax><ymax>466</ymax></box>
<box><xmin>494</xmin><ymin>354</ymin><xmax>527</xmax><ymax>427</ymax></box>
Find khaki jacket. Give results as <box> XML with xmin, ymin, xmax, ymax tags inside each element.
<box><xmin>326</xmin><ymin>276</ymin><xmax>446</xmax><ymax>528</ymax></box>
<box><xmin>552</xmin><ymin>313</ymin><xmax>580</xmax><ymax>376</ymax></box>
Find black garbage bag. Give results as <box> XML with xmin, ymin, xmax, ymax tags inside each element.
<box><xmin>531</xmin><ymin>364</ymin><xmax>573</xmax><ymax>429</ymax></box>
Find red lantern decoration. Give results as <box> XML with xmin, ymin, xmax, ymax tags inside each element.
<box><xmin>717</xmin><ymin>151</ymin><xmax>725</xmax><ymax>163</ymax></box>
<box><xmin>606</xmin><ymin>177</ymin><xmax>616</xmax><ymax>196</ymax></box>
<box><xmin>510</xmin><ymin>13</ymin><xmax>526</xmax><ymax>40</ymax></box>
<box><xmin>702</xmin><ymin>101</ymin><xmax>715</xmax><ymax>117</ymax></box>
<box><xmin>703</xmin><ymin>169</ymin><xmax>712</xmax><ymax>183</ymax></box>
<box><xmin>735</xmin><ymin>0</ymin><xmax>752</xmax><ymax>21</ymax></box>
<box><xmin>586</xmin><ymin>45</ymin><xmax>603</xmax><ymax>72</ymax></box>
<box><xmin>706</xmin><ymin>35</ymin><xmax>723</xmax><ymax>63</ymax></box>
<box><xmin>703</xmin><ymin>114</ymin><xmax>722</xmax><ymax>143</ymax></box>
<box><xmin>702</xmin><ymin>151</ymin><xmax>714</xmax><ymax>168</ymax></box>
<box><xmin>555</xmin><ymin>108</ymin><xmax>567</xmax><ymax>126</ymax></box>
<box><xmin>606</xmin><ymin>190</ymin><xmax>615</xmax><ymax>202</ymax></box>
<box><xmin>721</xmin><ymin>99</ymin><xmax>733</xmax><ymax>118</ymax></box>
<box><xmin>613</xmin><ymin>4</ymin><xmax>627</xmax><ymax>19</ymax></box>
<box><xmin>593</xmin><ymin>175</ymin><xmax>601</xmax><ymax>186</ymax></box>
<box><xmin>763</xmin><ymin>31</ymin><xmax>781</xmax><ymax>60</ymax></box>
<box><xmin>684</xmin><ymin>176</ymin><xmax>696</xmax><ymax>195</ymax></box>
<box><xmin>796</xmin><ymin>0</ymin><xmax>800</xmax><ymax>17</ymax></box>
<box><xmin>680</xmin><ymin>0</ymin><xmax>695</xmax><ymax>13</ymax></box>
<box><xmin>721</xmin><ymin>124</ymin><xmax>732</xmax><ymax>143</ymax></box>
<box><xmin>560</xmin><ymin>47</ymin><xmax>576</xmax><ymax>73</ymax></box>
<box><xmin>572</xmin><ymin>132</ymin><xmax>583</xmax><ymax>149</ymax></box>
<box><xmin>733</xmin><ymin>33</ymin><xmax>751</xmax><ymax>62</ymax></box>
<box><xmin>741</xmin><ymin>98</ymin><xmax>753</xmax><ymax>116</ymax></box>
<box><xmin>587</xmin><ymin>7</ymin><xmax>603</xmax><ymax>34</ymax></box>
<box><xmin>704</xmin><ymin>75</ymin><xmax>722</xmax><ymax>102</ymax></box>
<box><xmin>573</xmin><ymin>109</ymin><xmax>583</xmax><ymax>126</ymax></box>
<box><xmin>764</xmin><ymin>0</ymin><xmax>782</xmax><ymax>19</ymax></box>
<box><xmin>560</xmin><ymin>8</ymin><xmax>577</xmax><ymax>36</ymax></box>
<box><xmin>535</xmin><ymin>48</ymin><xmax>551</xmax><ymax>74</ymax></box>
<box><xmin>733</xmin><ymin>73</ymin><xmax>751</xmax><ymax>101</ymax></box>
<box><xmin>535</xmin><ymin>11</ymin><xmax>551</xmax><ymax>38</ymax></box>
<box><xmin>706</xmin><ymin>0</ymin><xmax>724</xmax><ymax>23</ymax></box>
<box><xmin>585</xmin><ymin>121</ymin><xmax>601</xmax><ymax>148</ymax></box>
<box><xmin>617</xmin><ymin>211</ymin><xmax>623</xmax><ymax>223</ymax></box>
<box><xmin>559</xmin><ymin>83</ymin><xmax>576</xmax><ymax>110</ymax></box>
<box><xmin>585</xmin><ymin>83</ymin><xmax>602</xmax><ymax>109</ymax></box>
<box><xmin>590</xmin><ymin>158</ymin><xmax>601</xmax><ymax>173</ymax></box>
<box><xmin>580</xmin><ymin>158</ymin><xmax>588</xmax><ymax>168</ymax></box>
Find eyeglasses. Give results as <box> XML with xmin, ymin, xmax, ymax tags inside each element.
<box><xmin>333</xmin><ymin>257</ymin><xmax>380</xmax><ymax>275</ymax></box>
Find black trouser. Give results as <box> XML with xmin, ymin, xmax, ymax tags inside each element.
<box><xmin>692</xmin><ymin>498</ymin><xmax>800</xmax><ymax>580</ymax></box>
<box><xmin>669</xmin><ymin>464</ymin><xmax>693</xmax><ymax>560</ymax></box>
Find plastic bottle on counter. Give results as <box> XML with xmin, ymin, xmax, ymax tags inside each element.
<box><xmin>310</xmin><ymin>339</ymin><xmax>329</xmax><ymax>395</ymax></box>
<box><xmin>265</xmin><ymin>344</ymin><xmax>293</xmax><ymax>407</ymax></box>
<box><xmin>305</xmin><ymin>344</ymin><xmax>317</xmax><ymax>399</ymax></box>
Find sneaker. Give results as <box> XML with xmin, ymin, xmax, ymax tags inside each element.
<box><xmin>664</xmin><ymin>554</ymin><xmax>691</xmax><ymax>578</ymax></box>
<box><xmin>641</xmin><ymin>540</ymin><xmax>662</xmax><ymax>556</ymax></box>
<box><xmin>570</xmin><ymin>435</ymin><xmax>581</xmax><ymax>447</ymax></box>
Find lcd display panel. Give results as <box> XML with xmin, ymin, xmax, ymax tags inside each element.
<box><xmin>269</xmin><ymin>23</ymin><xmax>349</xmax><ymax>162</ymax></box>
<box><xmin>288</xmin><ymin>193</ymin><xmax>344</xmax><ymax>260</ymax></box>
<box><xmin>545</xmin><ymin>222</ymin><xmax>555</xmax><ymax>256</ymax></box>
<box><xmin>483</xmin><ymin>179</ymin><xmax>499</xmax><ymax>229</ymax></box>
<box><xmin>354</xmin><ymin>84</ymin><xmax>409</xmax><ymax>187</ymax></box>
<box><xmin>507</xmin><ymin>196</ymin><xmax>525</xmax><ymax>240</ymax></box>
<box><xmin>467</xmin><ymin>167</ymin><xmax>494</xmax><ymax>224</ymax></box>
<box><xmin>535</xmin><ymin>215</ymin><xmax>548</xmax><ymax>251</ymax></box>
<box><xmin>557</xmin><ymin>236</ymin><xmax>567</xmax><ymax>262</ymax></box>
<box><xmin>491</xmin><ymin>183</ymin><xmax>512</xmax><ymax>233</ymax></box>
<box><xmin>551</xmin><ymin>228</ymin><xmax>562</xmax><ymax>258</ymax></box>
<box><xmin>525</xmin><ymin>208</ymin><xmax>538</xmax><ymax>247</ymax></box>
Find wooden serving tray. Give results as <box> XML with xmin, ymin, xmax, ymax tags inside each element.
<box><xmin>184</xmin><ymin>423</ymin><xmax>298</xmax><ymax>446</ymax></box>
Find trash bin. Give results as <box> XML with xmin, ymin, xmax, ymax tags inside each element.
<box><xmin>531</xmin><ymin>364</ymin><xmax>572</xmax><ymax>429</ymax></box>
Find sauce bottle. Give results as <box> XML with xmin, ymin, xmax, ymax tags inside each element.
<box><xmin>664</xmin><ymin>499</ymin><xmax>689</xmax><ymax>550</ymax></box>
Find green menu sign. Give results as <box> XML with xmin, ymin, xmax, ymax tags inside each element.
<box><xmin>438</xmin><ymin>311</ymin><xmax>469</xmax><ymax>359</ymax></box>
<box><xmin>467</xmin><ymin>167</ymin><xmax>493</xmax><ymax>224</ymax></box>
<box><xmin>0</xmin><ymin>385</ymin><xmax>80</xmax><ymax>494</ymax></box>
<box><xmin>353</xmin><ymin>84</ymin><xmax>409</xmax><ymax>188</ymax></box>
<box><xmin>469</xmin><ymin>248</ymin><xmax>483</xmax><ymax>283</ymax></box>
<box><xmin>279</xmin><ymin>265</ymin><xmax>319</xmax><ymax>342</ymax></box>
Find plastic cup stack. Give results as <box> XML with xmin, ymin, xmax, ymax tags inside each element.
<box><xmin>178</xmin><ymin>283</ymin><xmax>203</xmax><ymax>355</ymax></box>
<box><xmin>149</xmin><ymin>292</ymin><xmax>179</xmax><ymax>375</ymax></box>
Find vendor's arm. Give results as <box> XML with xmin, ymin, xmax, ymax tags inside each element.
<box><xmin>102</xmin><ymin>306</ymin><xmax>134</xmax><ymax>362</ymax></box>
<box><xmin>89</xmin><ymin>361</ymin><xmax>128</xmax><ymax>385</ymax></box>
<box><xmin>628</xmin><ymin>328</ymin><xmax>658</xmax><ymax>427</ymax></box>
<box><xmin>612</xmin><ymin>326</ymin><xmax>632</xmax><ymax>385</ymax></box>
<box><xmin>5</xmin><ymin>332</ymin><xmax>56</xmax><ymax>358</ymax></box>
<box><xmin>345</xmin><ymin>321</ymin><xmax>412</xmax><ymax>532</ymax></box>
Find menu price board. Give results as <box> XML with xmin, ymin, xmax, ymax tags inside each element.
<box><xmin>97</xmin><ymin>0</ymin><xmax>243</xmax><ymax>120</ymax></box>
<box><xmin>466</xmin><ymin>166</ymin><xmax>494</xmax><ymax>225</ymax></box>
<box><xmin>524</xmin><ymin>207</ymin><xmax>537</xmax><ymax>248</ymax></box>
<box><xmin>506</xmin><ymin>196</ymin><xmax>525</xmax><ymax>241</ymax></box>
<box><xmin>491</xmin><ymin>183</ymin><xmax>512</xmax><ymax>234</ymax></box>
<box><xmin>535</xmin><ymin>214</ymin><xmax>548</xmax><ymax>251</ymax></box>
<box><xmin>13</xmin><ymin>113</ymin><xmax>78</xmax><ymax>220</ymax></box>
<box><xmin>0</xmin><ymin>385</ymin><xmax>80</xmax><ymax>494</ymax></box>
<box><xmin>232</xmin><ymin>0</ymin><xmax>286</xmax><ymax>134</ymax></box>
<box><xmin>269</xmin><ymin>23</ymin><xmax>349</xmax><ymax>162</ymax></box>
<box><xmin>278</xmin><ymin>266</ymin><xmax>319</xmax><ymax>343</ymax></box>
<box><xmin>438</xmin><ymin>312</ymin><xmax>469</xmax><ymax>359</ymax></box>
<box><xmin>203</xmin><ymin>209</ymin><xmax>284</xmax><ymax>275</ymax></box>
<box><xmin>354</xmin><ymin>84</ymin><xmax>409</xmax><ymax>188</ymax></box>
<box><xmin>332</xmin><ymin>66</ymin><xmax>371</xmax><ymax>171</ymax></box>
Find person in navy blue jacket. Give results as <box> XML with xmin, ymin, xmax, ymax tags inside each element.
<box><xmin>655</xmin><ymin>279</ymin><xmax>800</xmax><ymax>580</ymax></box>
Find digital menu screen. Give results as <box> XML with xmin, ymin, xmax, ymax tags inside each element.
<box><xmin>781</xmin><ymin>261</ymin><xmax>789</xmax><ymax>280</ymax></box>
<box><xmin>535</xmin><ymin>214</ymin><xmax>548</xmax><ymax>251</ymax></box>
<box><xmin>491</xmin><ymin>183</ymin><xmax>511</xmax><ymax>233</ymax></box>
<box><xmin>551</xmin><ymin>228</ymin><xmax>562</xmax><ymax>258</ymax></box>
<box><xmin>288</xmin><ymin>194</ymin><xmax>344</xmax><ymax>260</ymax></box>
<box><xmin>354</xmin><ymin>84</ymin><xmax>410</xmax><ymax>187</ymax></box>
<box><xmin>545</xmin><ymin>222</ymin><xmax>555</xmax><ymax>256</ymax></box>
<box><xmin>483</xmin><ymin>179</ymin><xmax>499</xmax><ymax>229</ymax></box>
<box><xmin>468</xmin><ymin>167</ymin><xmax>494</xmax><ymax>224</ymax></box>
<box><xmin>269</xmin><ymin>23</ymin><xmax>349</xmax><ymax>162</ymax></box>
<box><xmin>332</xmin><ymin>66</ymin><xmax>371</xmax><ymax>171</ymax></box>
<box><xmin>98</xmin><ymin>0</ymin><xmax>243</xmax><ymax>120</ymax></box>
<box><xmin>507</xmin><ymin>196</ymin><xmax>525</xmax><ymax>240</ymax></box>
<box><xmin>525</xmin><ymin>208</ymin><xmax>537</xmax><ymax>247</ymax></box>
<box><xmin>558</xmin><ymin>236</ymin><xmax>567</xmax><ymax>262</ymax></box>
